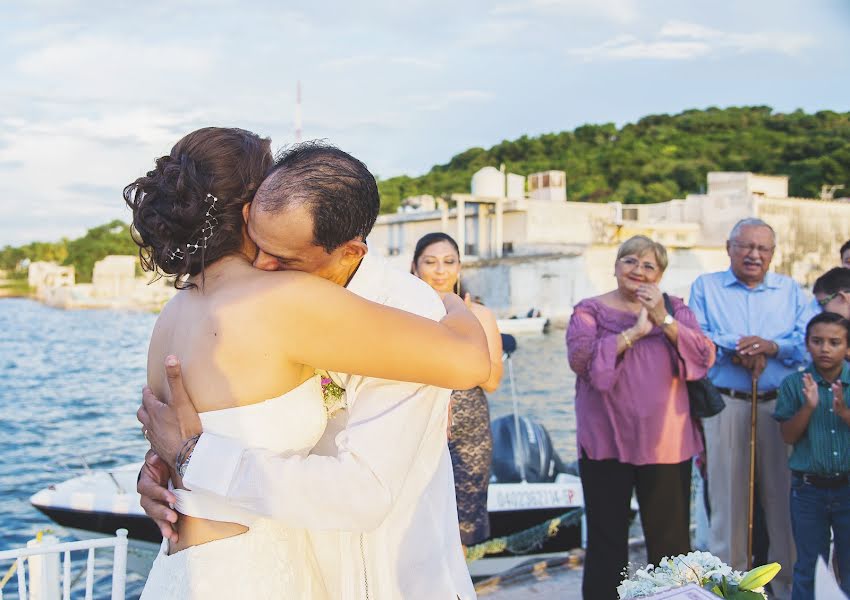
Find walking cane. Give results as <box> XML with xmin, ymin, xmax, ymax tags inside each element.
<box><xmin>746</xmin><ymin>375</ymin><xmax>758</xmax><ymax>570</ymax></box>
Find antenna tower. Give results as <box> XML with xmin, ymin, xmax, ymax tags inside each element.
<box><xmin>295</xmin><ymin>81</ymin><xmax>303</xmax><ymax>143</ymax></box>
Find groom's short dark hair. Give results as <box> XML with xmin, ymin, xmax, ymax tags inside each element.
<box><xmin>255</xmin><ymin>141</ymin><xmax>380</xmax><ymax>253</ymax></box>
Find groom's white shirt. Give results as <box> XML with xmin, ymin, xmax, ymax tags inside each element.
<box><xmin>183</xmin><ymin>250</ymin><xmax>476</xmax><ymax>600</ymax></box>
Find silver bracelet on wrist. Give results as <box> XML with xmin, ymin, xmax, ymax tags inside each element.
<box><xmin>175</xmin><ymin>434</ymin><xmax>201</xmax><ymax>479</ymax></box>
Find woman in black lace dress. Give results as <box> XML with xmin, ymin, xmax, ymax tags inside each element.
<box><xmin>412</xmin><ymin>233</ymin><xmax>504</xmax><ymax>546</ymax></box>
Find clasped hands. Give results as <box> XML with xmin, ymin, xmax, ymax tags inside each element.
<box><xmin>732</xmin><ymin>336</ymin><xmax>779</xmax><ymax>381</ymax></box>
<box><xmin>625</xmin><ymin>284</ymin><xmax>670</xmax><ymax>341</ymax></box>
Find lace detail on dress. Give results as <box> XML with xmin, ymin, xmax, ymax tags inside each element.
<box><xmin>140</xmin><ymin>519</ymin><xmax>327</xmax><ymax>599</ymax></box>
<box><xmin>449</xmin><ymin>386</ymin><xmax>492</xmax><ymax>545</ymax></box>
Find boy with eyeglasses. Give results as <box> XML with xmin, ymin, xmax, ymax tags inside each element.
<box><xmin>813</xmin><ymin>267</ymin><xmax>850</xmax><ymax>320</ymax></box>
<box><xmin>840</xmin><ymin>240</ymin><xmax>850</xmax><ymax>270</ymax></box>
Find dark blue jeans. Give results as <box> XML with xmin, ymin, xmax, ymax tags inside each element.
<box><xmin>790</xmin><ymin>474</ymin><xmax>850</xmax><ymax>600</ymax></box>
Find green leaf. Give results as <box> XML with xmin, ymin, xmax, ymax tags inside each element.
<box><xmin>738</xmin><ymin>563</ymin><xmax>781</xmax><ymax>590</ymax></box>
<box><xmin>709</xmin><ymin>585</ymin><xmax>724</xmax><ymax>598</ymax></box>
<box><xmin>729</xmin><ymin>591</ymin><xmax>764</xmax><ymax>600</ymax></box>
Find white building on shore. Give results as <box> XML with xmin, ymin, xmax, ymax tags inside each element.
<box><xmin>32</xmin><ymin>255</ymin><xmax>176</xmax><ymax>311</ymax></box>
<box><xmin>368</xmin><ymin>169</ymin><xmax>850</xmax><ymax>325</ymax></box>
<box><xmin>28</xmin><ymin>261</ymin><xmax>75</xmax><ymax>294</ymax></box>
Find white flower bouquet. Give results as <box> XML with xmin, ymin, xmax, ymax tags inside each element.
<box><xmin>617</xmin><ymin>552</ymin><xmax>780</xmax><ymax>599</ymax></box>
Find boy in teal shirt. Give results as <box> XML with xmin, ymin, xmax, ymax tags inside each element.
<box><xmin>774</xmin><ymin>312</ymin><xmax>850</xmax><ymax>599</ymax></box>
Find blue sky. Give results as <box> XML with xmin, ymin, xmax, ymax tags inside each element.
<box><xmin>1</xmin><ymin>0</ymin><xmax>848</xmax><ymax>246</ymax></box>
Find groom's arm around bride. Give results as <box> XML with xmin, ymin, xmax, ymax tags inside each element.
<box><xmin>139</xmin><ymin>258</ymin><xmax>481</xmax><ymax>600</ymax></box>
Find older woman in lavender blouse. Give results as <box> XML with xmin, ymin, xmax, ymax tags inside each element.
<box><xmin>567</xmin><ymin>235</ymin><xmax>715</xmax><ymax>600</ymax></box>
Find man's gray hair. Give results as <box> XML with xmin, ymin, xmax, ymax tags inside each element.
<box><xmin>728</xmin><ymin>218</ymin><xmax>776</xmax><ymax>243</ymax></box>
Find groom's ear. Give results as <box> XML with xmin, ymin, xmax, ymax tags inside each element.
<box><xmin>242</xmin><ymin>202</ymin><xmax>251</xmax><ymax>224</ymax></box>
<box><xmin>339</xmin><ymin>239</ymin><xmax>367</xmax><ymax>265</ymax></box>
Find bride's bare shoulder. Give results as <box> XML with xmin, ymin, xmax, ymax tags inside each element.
<box><xmin>247</xmin><ymin>268</ymin><xmax>326</xmax><ymax>293</ymax></box>
<box><xmin>228</xmin><ymin>269</ymin><xmax>336</xmax><ymax>311</ymax></box>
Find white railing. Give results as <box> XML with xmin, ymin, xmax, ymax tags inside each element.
<box><xmin>0</xmin><ymin>530</ymin><xmax>128</xmax><ymax>600</ymax></box>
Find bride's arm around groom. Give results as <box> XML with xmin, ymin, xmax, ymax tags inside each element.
<box><xmin>139</xmin><ymin>259</ymin><xmax>484</xmax><ymax>599</ymax></box>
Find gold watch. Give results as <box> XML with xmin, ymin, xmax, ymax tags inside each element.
<box><xmin>662</xmin><ymin>314</ymin><xmax>675</xmax><ymax>327</ymax></box>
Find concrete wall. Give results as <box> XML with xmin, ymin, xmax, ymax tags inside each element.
<box><xmin>708</xmin><ymin>172</ymin><xmax>789</xmax><ymax>198</ymax></box>
<box><xmin>756</xmin><ymin>196</ymin><xmax>850</xmax><ymax>286</ymax></box>
<box><xmin>28</xmin><ymin>261</ymin><xmax>75</xmax><ymax>290</ymax></box>
<box><xmin>687</xmin><ymin>192</ymin><xmax>755</xmax><ymax>246</ymax></box>
<box><xmin>92</xmin><ymin>255</ymin><xmax>137</xmax><ymax>298</ymax></box>
<box><xmin>524</xmin><ymin>200</ymin><xmax>606</xmax><ymax>247</ymax></box>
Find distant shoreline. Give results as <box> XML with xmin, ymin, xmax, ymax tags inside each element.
<box><xmin>0</xmin><ymin>283</ymin><xmax>32</xmax><ymax>299</ymax></box>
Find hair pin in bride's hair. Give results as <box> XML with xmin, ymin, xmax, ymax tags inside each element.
<box><xmin>168</xmin><ymin>247</ymin><xmax>185</xmax><ymax>261</ymax></box>
<box><xmin>186</xmin><ymin>194</ymin><xmax>220</xmax><ymax>255</ymax></box>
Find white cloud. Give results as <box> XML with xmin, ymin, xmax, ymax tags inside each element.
<box><xmin>14</xmin><ymin>34</ymin><xmax>215</xmax><ymax>102</ymax></box>
<box><xmin>319</xmin><ymin>54</ymin><xmax>378</xmax><ymax>70</ymax></box>
<box><xmin>320</xmin><ymin>54</ymin><xmax>442</xmax><ymax>71</ymax></box>
<box><xmin>407</xmin><ymin>90</ymin><xmax>494</xmax><ymax>112</ymax></box>
<box><xmin>659</xmin><ymin>20</ymin><xmax>722</xmax><ymax>40</ymax></box>
<box><xmin>569</xmin><ymin>20</ymin><xmax>816</xmax><ymax>61</ymax></box>
<box><xmin>491</xmin><ymin>0</ymin><xmax>638</xmax><ymax>23</ymax></box>
<box><xmin>390</xmin><ymin>56</ymin><xmax>442</xmax><ymax>70</ymax></box>
<box><xmin>570</xmin><ymin>34</ymin><xmax>711</xmax><ymax>60</ymax></box>
<box><xmin>0</xmin><ymin>108</ymin><xmax>201</xmax><ymax>245</ymax></box>
<box><xmin>457</xmin><ymin>18</ymin><xmax>532</xmax><ymax>47</ymax></box>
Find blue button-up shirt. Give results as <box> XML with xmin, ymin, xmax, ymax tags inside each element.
<box><xmin>774</xmin><ymin>363</ymin><xmax>850</xmax><ymax>476</ymax></box>
<box><xmin>689</xmin><ymin>269</ymin><xmax>814</xmax><ymax>392</ymax></box>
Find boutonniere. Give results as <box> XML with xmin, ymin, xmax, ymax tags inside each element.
<box><xmin>315</xmin><ymin>369</ymin><xmax>346</xmax><ymax>417</ymax></box>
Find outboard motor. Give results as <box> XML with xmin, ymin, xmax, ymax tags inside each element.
<box><xmin>491</xmin><ymin>333</ymin><xmax>567</xmax><ymax>483</ymax></box>
<box><xmin>491</xmin><ymin>414</ymin><xmax>563</xmax><ymax>483</ymax></box>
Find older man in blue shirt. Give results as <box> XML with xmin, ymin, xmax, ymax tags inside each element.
<box><xmin>690</xmin><ymin>218</ymin><xmax>815</xmax><ymax>600</ymax></box>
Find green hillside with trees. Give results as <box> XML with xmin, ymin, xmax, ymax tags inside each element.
<box><xmin>377</xmin><ymin>105</ymin><xmax>850</xmax><ymax>211</ymax></box>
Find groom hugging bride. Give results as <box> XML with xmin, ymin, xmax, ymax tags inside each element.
<box><xmin>129</xmin><ymin>128</ymin><xmax>488</xmax><ymax>599</ymax></box>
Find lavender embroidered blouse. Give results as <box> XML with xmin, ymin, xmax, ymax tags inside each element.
<box><xmin>566</xmin><ymin>296</ymin><xmax>714</xmax><ymax>465</ymax></box>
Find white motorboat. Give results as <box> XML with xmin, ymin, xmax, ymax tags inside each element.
<box><xmin>29</xmin><ymin>462</ymin><xmax>160</xmax><ymax>573</ymax></box>
<box><xmin>496</xmin><ymin>317</ymin><xmax>549</xmax><ymax>335</ymax></box>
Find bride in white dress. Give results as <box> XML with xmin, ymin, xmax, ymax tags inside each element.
<box><xmin>125</xmin><ymin>127</ymin><xmax>489</xmax><ymax>599</ymax></box>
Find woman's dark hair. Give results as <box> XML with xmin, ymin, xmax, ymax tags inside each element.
<box><xmin>806</xmin><ymin>311</ymin><xmax>850</xmax><ymax>343</ymax></box>
<box><xmin>124</xmin><ymin>127</ymin><xmax>272</xmax><ymax>288</ymax></box>
<box><xmin>411</xmin><ymin>232</ymin><xmax>474</xmax><ymax>298</ymax></box>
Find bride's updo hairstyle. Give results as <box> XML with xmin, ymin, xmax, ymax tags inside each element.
<box><xmin>124</xmin><ymin>127</ymin><xmax>272</xmax><ymax>288</ymax></box>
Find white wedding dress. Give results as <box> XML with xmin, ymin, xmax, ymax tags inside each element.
<box><xmin>140</xmin><ymin>376</ymin><xmax>329</xmax><ymax>599</ymax></box>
